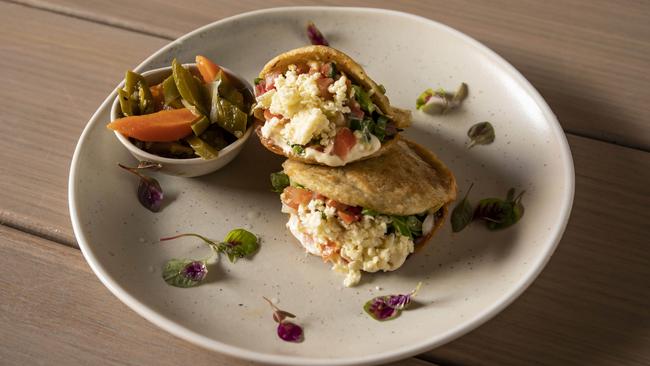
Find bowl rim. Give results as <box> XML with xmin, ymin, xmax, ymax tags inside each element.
<box><xmin>110</xmin><ymin>64</ymin><xmax>254</xmax><ymax>165</ymax></box>
<box><xmin>70</xmin><ymin>6</ymin><xmax>575</xmax><ymax>366</ymax></box>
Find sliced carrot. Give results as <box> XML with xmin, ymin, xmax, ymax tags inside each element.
<box><xmin>107</xmin><ymin>108</ymin><xmax>196</xmax><ymax>142</ymax></box>
<box><xmin>149</xmin><ymin>83</ymin><xmax>164</xmax><ymax>111</ymax></box>
<box><xmin>195</xmin><ymin>55</ymin><xmax>222</xmax><ymax>83</ymax></box>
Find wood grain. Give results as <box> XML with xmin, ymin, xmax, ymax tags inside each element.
<box><xmin>1</xmin><ymin>2</ymin><xmax>649</xmax><ymax>366</ymax></box>
<box><xmin>428</xmin><ymin>134</ymin><xmax>650</xmax><ymax>365</ymax></box>
<box><xmin>15</xmin><ymin>0</ymin><xmax>650</xmax><ymax>150</ymax></box>
<box><xmin>0</xmin><ymin>225</ymin><xmax>434</xmax><ymax>366</ymax></box>
<box><xmin>0</xmin><ymin>2</ymin><xmax>166</xmax><ymax>246</ymax></box>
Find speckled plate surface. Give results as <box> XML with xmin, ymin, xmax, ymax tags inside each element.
<box><xmin>69</xmin><ymin>7</ymin><xmax>574</xmax><ymax>366</ymax></box>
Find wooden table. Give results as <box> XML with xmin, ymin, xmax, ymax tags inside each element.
<box><xmin>1</xmin><ymin>1</ymin><xmax>649</xmax><ymax>365</ymax></box>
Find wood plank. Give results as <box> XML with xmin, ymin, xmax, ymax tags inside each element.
<box><xmin>0</xmin><ymin>2</ymin><xmax>167</xmax><ymax>246</ymax></box>
<box><xmin>427</xmin><ymin>134</ymin><xmax>650</xmax><ymax>365</ymax></box>
<box><xmin>16</xmin><ymin>0</ymin><xmax>650</xmax><ymax>150</ymax></box>
<box><xmin>0</xmin><ymin>224</ymin><xmax>435</xmax><ymax>366</ymax></box>
<box><xmin>1</xmin><ymin>3</ymin><xmax>649</xmax><ymax>365</ymax></box>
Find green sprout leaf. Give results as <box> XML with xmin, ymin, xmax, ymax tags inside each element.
<box><xmin>474</xmin><ymin>188</ymin><xmax>525</xmax><ymax>230</ymax></box>
<box><xmin>451</xmin><ymin>183</ymin><xmax>474</xmax><ymax>232</ymax></box>
<box><xmin>467</xmin><ymin>121</ymin><xmax>495</xmax><ymax>148</ymax></box>
<box><xmin>162</xmin><ymin>259</ymin><xmax>207</xmax><ymax>288</ymax></box>
<box><xmin>222</xmin><ymin>229</ymin><xmax>259</xmax><ymax>262</ymax></box>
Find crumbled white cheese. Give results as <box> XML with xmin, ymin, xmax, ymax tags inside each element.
<box><xmin>255</xmin><ymin>65</ymin><xmax>350</xmax><ymax>147</ymax></box>
<box><xmin>286</xmin><ymin>199</ymin><xmax>415</xmax><ymax>287</ymax></box>
<box><xmin>281</xmin><ymin>108</ymin><xmax>331</xmax><ymax>145</ymax></box>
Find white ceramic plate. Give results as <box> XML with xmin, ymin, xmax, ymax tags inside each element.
<box><xmin>69</xmin><ymin>7</ymin><xmax>574</xmax><ymax>366</ymax></box>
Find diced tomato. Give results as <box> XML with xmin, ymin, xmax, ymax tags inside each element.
<box><xmin>264</xmin><ymin>72</ymin><xmax>279</xmax><ymax>91</ymax></box>
<box><xmin>349</xmin><ymin>99</ymin><xmax>364</xmax><ymax>120</ymax></box>
<box><xmin>347</xmin><ymin>206</ymin><xmax>362</xmax><ymax>215</ymax></box>
<box><xmin>320</xmin><ymin>240</ymin><xmax>340</xmax><ymax>263</ymax></box>
<box><xmin>255</xmin><ymin>81</ymin><xmax>266</xmax><ymax>97</ymax></box>
<box><xmin>326</xmin><ymin>199</ymin><xmax>362</xmax><ymax>224</ymax></box>
<box><xmin>320</xmin><ymin>63</ymin><xmax>333</xmax><ymax>77</ymax></box>
<box><xmin>295</xmin><ymin>63</ymin><xmax>309</xmax><ymax>74</ymax></box>
<box><xmin>263</xmin><ymin>109</ymin><xmax>283</xmax><ymax>121</ymax></box>
<box><xmin>338</xmin><ymin>210</ymin><xmax>361</xmax><ymax>224</ymax></box>
<box><xmin>332</xmin><ymin>127</ymin><xmax>357</xmax><ymax>160</ymax></box>
<box><xmin>281</xmin><ymin>186</ymin><xmax>314</xmax><ymax>210</ymax></box>
<box><xmin>313</xmin><ymin>193</ymin><xmax>327</xmax><ymax>201</ymax></box>
<box><xmin>316</xmin><ymin>77</ymin><xmax>334</xmax><ymax>100</ymax></box>
<box><xmin>326</xmin><ymin>199</ymin><xmax>346</xmax><ymax>211</ymax></box>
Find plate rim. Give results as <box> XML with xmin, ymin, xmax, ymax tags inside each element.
<box><xmin>69</xmin><ymin>6</ymin><xmax>575</xmax><ymax>366</ymax></box>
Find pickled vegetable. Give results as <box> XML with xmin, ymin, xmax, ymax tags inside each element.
<box><xmin>125</xmin><ymin>70</ymin><xmax>153</xmax><ymax>115</ymax></box>
<box><xmin>162</xmin><ymin>75</ymin><xmax>181</xmax><ymax>106</ymax></box>
<box><xmin>186</xmin><ymin>135</ymin><xmax>219</xmax><ymax>159</ymax></box>
<box><xmin>172</xmin><ymin>59</ymin><xmax>206</xmax><ymax>115</ymax></box>
<box><xmin>210</xmin><ymin>93</ymin><xmax>247</xmax><ymax>138</ymax></box>
<box><xmin>107</xmin><ymin>108</ymin><xmax>195</xmax><ymax>141</ymax></box>
<box><xmin>191</xmin><ymin>115</ymin><xmax>210</xmax><ymax>136</ymax></box>
<box><xmin>199</xmin><ymin>125</ymin><xmax>230</xmax><ymax>151</ymax></box>
<box><xmin>196</xmin><ymin>55</ymin><xmax>222</xmax><ymax>83</ymax></box>
<box><xmin>117</xmin><ymin>88</ymin><xmax>135</xmax><ymax>117</ymax></box>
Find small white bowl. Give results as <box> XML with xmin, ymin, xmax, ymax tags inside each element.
<box><xmin>110</xmin><ymin>64</ymin><xmax>254</xmax><ymax>177</ymax></box>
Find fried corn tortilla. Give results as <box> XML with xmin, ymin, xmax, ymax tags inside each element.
<box><xmin>254</xmin><ymin>46</ymin><xmax>412</xmax><ymax>166</ymax></box>
<box><xmin>282</xmin><ymin>137</ymin><xmax>457</xmax><ymax>216</ymax></box>
<box><xmin>257</xmin><ymin>45</ymin><xmax>411</xmax><ymax>128</ymax></box>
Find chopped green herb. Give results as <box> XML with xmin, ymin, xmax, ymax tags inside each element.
<box><xmin>270</xmin><ymin>172</ymin><xmax>290</xmax><ymax>193</ymax></box>
<box><xmin>361</xmin><ymin>208</ymin><xmax>380</xmax><ymax>216</ymax></box>
<box><xmin>291</xmin><ymin>144</ymin><xmax>305</xmax><ymax>155</ymax></box>
<box><xmin>352</xmin><ymin>85</ymin><xmax>376</xmax><ymax>114</ymax></box>
<box><xmin>254</xmin><ymin>77</ymin><xmax>262</xmax><ymax>85</ymax></box>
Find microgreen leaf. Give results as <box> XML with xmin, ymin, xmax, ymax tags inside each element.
<box><xmin>222</xmin><ymin>229</ymin><xmax>259</xmax><ymax>262</ymax></box>
<box><xmin>263</xmin><ymin>297</ymin><xmax>303</xmax><ymax>342</ymax></box>
<box><xmin>452</xmin><ymin>82</ymin><xmax>468</xmax><ymax>105</ymax></box>
<box><xmin>270</xmin><ymin>171</ymin><xmax>291</xmax><ymax>193</ymax></box>
<box><xmin>416</xmin><ymin>83</ymin><xmax>468</xmax><ymax>114</ymax></box>
<box><xmin>277</xmin><ymin>321</ymin><xmax>303</xmax><ymax>342</ymax></box>
<box><xmin>162</xmin><ymin>259</ymin><xmax>207</xmax><ymax>288</ymax></box>
<box><xmin>160</xmin><ymin>229</ymin><xmax>259</xmax><ymax>263</ymax></box>
<box><xmin>361</xmin><ymin>208</ymin><xmax>379</xmax><ymax>216</ymax></box>
<box><xmin>451</xmin><ymin>183</ymin><xmax>474</xmax><ymax>232</ymax></box>
<box><xmin>390</xmin><ymin>216</ymin><xmax>411</xmax><ymax>238</ymax></box>
<box><xmin>306</xmin><ymin>21</ymin><xmax>329</xmax><ymax>46</ymax></box>
<box><xmin>363</xmin><ymin>283</ymin><xmax>421</xmax><ymax>321</ymax></box>
<box><xmin>467</xmin><ymin>121</ymin><xmax>495</xmax><ymax>148</ymax></box>
<box><xmin>474</xmin><ymin>188</ymin><xmax>525</xmax><ymax>230</ymax></box>
<box><xmin>118</xmin><ymin>162</ymin><xmax>164</xmax><ymax>212</ymax></box>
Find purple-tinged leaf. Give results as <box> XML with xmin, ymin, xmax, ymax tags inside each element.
<box><xmin>137</xmin><ymin>177</ymin><xmax>163</xmax><ymax>212</ymax></box>
<box><xmin>162</xmin><ymin>259</ymin><xmax>207</xmax><ymax>288</ymax></box>
<box><xmin>118</xmin><ymin>163</ymin><xmax>164</xmax><ymax>212</ymax></box>
<box><xmin>160</xmin><ymin>230</ymin><xmax>259</xmax><ymax>262</ymax></box>
<box><xmin>306</xmin><ymin>21</ymin><xmax>329</xmax><ymax>46</ymax></box>
<box><xmin>264</xmin><ymin>297</ymin><xmax>303</xmax><ymax>342</ymax></box>
<box><xmin>364</xmin><ymin>297</ymin><xmax>400</xmax><ymax>321</ymax></box>
<box><xmin>363</xmin><ymin>283</ymin><xmax>422</xmax><ymax>321</ymax></box>
<box><xmin>181</xmin><ymin>261</ymin><xmax>208</xmax><ymax>282</ymax></box>
<box><xmin>277</xmin><ymin>321</ymin><xmax>303</xmax><ymax>342</ymax></box>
